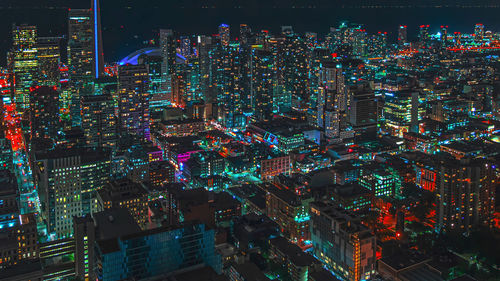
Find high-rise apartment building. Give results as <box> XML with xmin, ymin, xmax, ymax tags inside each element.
<box><xmin>420</xmin><ymin>153</ymin><xmax>496</xmax><ymax>234</ymax></box>
<box><xmin>159</xmin><ymin>29</ymin><xmax>176</xmax><ymax>96</ymax></box>
<box><xmin>29</xmin><ymin>86</ymin><xmax>60</xmax><ymax>139</ymax></box>
<box><xmin>251</xmin><ymin>48</ymin><xmax>274</xmax><ymax>121</ymax></box>
<box><xmin>474</xmin><ymin>23</ymin><xmax>485</xmax><ymax>43</ymax></box>
<box><xmin>197</xmin><ymin>35</ymin><xmax>213</xmax><ymax>100</ymax></box>
<box><xmin>419</xmin><ymin>24</ymin><xmax>430</xmax><ymax>45</ymax></box>
<box><xmin>210</xmin><ymin>43</ymin><xmax>246</xmax><ymax>128</ymax></box>
<box><xmin>139</xmin><ymin>52</ymin><xmax>168</xmax><ymax>112</ymax></box>
<box><xmin>398</xmin><ymin>25</ymin><xmax>407</xmax><ymax>47</ymax></box>
<box><xmin>117</xmin><ymin>64</ymin><xmax>150</xmax><ymax>139</ymax></box>
<box><xmin>440</xmin><ymin>25</ymin><xmax>449</xmax><ymax>47</ymax></box>
<box><xmin>81</xmin><ymin>94</ymin><xmax>117</xmax><ymax>149</ymax></box>
<box><xmin>219</xmin><ymin>24</ymin><xmax>230</xmax><ymax>47</ymax></box>
<box><xmin>277</xmin><ymin>33</ymin><xmax>308</xmax><ymax>111</ymax></box>
<box><xmin>317</xmin><ymin>61</ymin><xmax>347</xmax><ymax>140</ymax></box>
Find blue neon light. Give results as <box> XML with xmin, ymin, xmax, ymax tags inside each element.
<box><xmin>94</xmin><ymin>0</ymin><xmax>99</xmax><ymax>78</ymax></box>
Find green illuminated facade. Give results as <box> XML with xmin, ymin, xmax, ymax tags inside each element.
<box><xmin>9</xmin><ymin>24</ymin><xmax>38</xmax><ymax>111</ymax></box>
<box><xmin>359</xmin><ymin>169</ymin><xmax>396</xmax><ymax>197</ymax></box>
<box><xmin>34</xmin><ymin>148</ymin><xmax>111</xmax><ymax>238</ymax></box>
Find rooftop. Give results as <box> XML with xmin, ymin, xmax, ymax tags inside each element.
<box><xmin>331</xmin><ymin>183</ymin><xmax>371</xmax><ymax>199</ymax></box>
<box><xmin>399</xmin><ymin>265</ymin><xmax>444</xmax><ymax>281</ymax></box>
<box><xmin>308</xmin><ymin>268</ymin><xmax>342</xmax><ymax>281</ymax></box>
<box><xmin>167</xmin><ymin>266</ymin><xmax>229</xmax><ymax>281</ymax></box>
<box><xmin>230</xmin><ymin>262</ymin><xmax>271</xmax><ymax>281</ymax></box>
<box><xmin>93</xmin><ymin>207</ymin><xmax>141</xmax><ymax>241</ymax></box>
<box><xmin>310</xmin><ymin>201</ymin><xmax>371</xmax><ymax>235</ymax></box>
<box><xmin>270</xmin><ymin>236</ymin><xmax>318</xmax><ymax>267</ymax></box>
<box><xmin>379</xmin><ymin>250</ymin><xmax>431</xmax><ymax>271</ymax></box>
<box><xmin>98</xmin><ymin>178</ymin><xmax>148</xmax><ymax>203</ymax></box>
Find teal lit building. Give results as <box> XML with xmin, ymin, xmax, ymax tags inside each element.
<box><xmin>359</xmin><ymin>169</ymin><xmax>396</xmax><ymax>197</ymax></box>
<box><xmin>95</xmin><ymin>222</ymin><xmax>222</xmax><ymax>281</ymax></box>
<box><xmin>0</xmin><ymin>134</ymin><xmax>12</xmax><ymax>171</ymax></box>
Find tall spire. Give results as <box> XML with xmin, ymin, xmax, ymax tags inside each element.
<box><xmin>91</xmin><ymin>0</ymin><xmax>104</xmax><ymax>78</ymax></box>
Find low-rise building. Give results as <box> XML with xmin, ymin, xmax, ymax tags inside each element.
<box><xmin>264</xmin><ymin>183</ymin><xmax>313</xmax><ymax>243</ymax></box>
<box><xmin>160</xmin><ymin>118</ymin><xmax>206</xmax><ymax>136</ymax></box>
<box><xmin>269</xmin><ymin>237</ymin><xmax>320</xmax><ymax>281</ymax></box>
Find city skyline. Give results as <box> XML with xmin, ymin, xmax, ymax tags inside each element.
<box><xmin>1</xmin><ymin>2</ymin><xmax>500</xmax><ymax>64</ymax></box>
<box><xmin>0</xmin><ymin>1</ymin><xmax>498</xmax><ymax>281</ymax></box>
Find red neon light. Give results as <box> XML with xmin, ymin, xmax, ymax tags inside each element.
<box><xmin>448</xmin><ymin>46</ymin><xmax>500</xmax><ymax>52</ymax></box>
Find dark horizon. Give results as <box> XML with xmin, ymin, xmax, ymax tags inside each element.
<box><xmin>1</xmin><ymin>2</ymin><xmax>500</xmax><ymax>65</ymax></box>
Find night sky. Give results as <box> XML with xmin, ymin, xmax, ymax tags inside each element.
<box><xmin>1</xmin><ymin>0</ymin><xmax>500</xmax><ymax>64</ymax></box>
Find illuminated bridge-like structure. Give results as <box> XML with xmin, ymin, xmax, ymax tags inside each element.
<box><xmin>119</xmin><ymin>48</ymin><xmax>187</xmax><ymax>65</ymax></box>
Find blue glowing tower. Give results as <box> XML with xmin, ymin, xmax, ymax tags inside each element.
<box><xmin>92</xmin><ymin>0</ymin><xmax>104</xmax><ymax>78</ymax></box>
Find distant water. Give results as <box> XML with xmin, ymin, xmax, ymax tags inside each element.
<box><xmin>1</xmin><ymin>7</ymin><xmax>500</xmax><ymax>65</ymax></box>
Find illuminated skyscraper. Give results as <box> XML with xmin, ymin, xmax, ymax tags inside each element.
<box><xmin>440</xmin><ymin>25</ymin><xmax>449</xmax><ymax>47</ymax></box>
<box><xmin>210</xmin><ymin>43</ymin><xmax>246</xmax><ymax>128</ymax></box>
<box><xmin>317</xmin><ymin>61</ymin><xmax>346</xmax><ymax>139</ymax></box>
<box><xmin>251</xmin><ymin>48</ymin><xmax>274</xmax><ymax>121</ymax></box>
<box><xmin>474</xmin><ymin>23</ymin><xmax>485</xmax><ymax>43</ymax></box>
<box><xmin>159</xmin><ymin>29</ymin><xmax>176</xmax><ymax>96</ymax></box>
<box><xmin>68</xmin><ymin>8</ymin><xmax>93</xmax><ymax>126</ymax></box>
<box><xmin>197</xmin><ymin>35</ymin><xmax>213</xmax><ymax>101</ymax></box>
<box><xmin>277</xmin><ymin>33</ymin><xmax>308</xmax><ymax>110</ymax></box>
<box><xmin>454</xmin><ymin>32</ymin><xmax>462</xmax><ymax>47</ymax></box>
<box><xmin>219</xmin><ymin>24</ymin><xmax>230</xmax><ymax>47</ymax></box>
<box><xmin>68</xmin><ymin>0</ymin><xmax>103</xmax><ymax>80</ymax></box>
<box><xmin>325</xmin><ymin>27</ymin><xmax>343</xmax><ymax>52</ymax></box>
<box><xmin>383</xmin><ymin>90</ymin><xmax>420</xmax><ymax>138</ymax></box>
<box><xmin>307</xmin><ymin>48</ymin><xmax>331</xmax><ymax>126</ymax></box>
<box><xmin>138</xmin><ymin>53</ymin><xmax>168</xmax><ymax>111</ymax></box>
<box><xmin>118</xmin><ymin>64</ymin><xmax>150</xmax><ymax>139</ymax></box>
<box><xmin>68</xmin><ymin>0</ymin><xmax>104</xmax><ymax>125</ymax></box>
<box><xmin>336</xmin><ymin>22</ymin><xmax>367</xmax><ymax>57</ymax></box>
<box><xmin>68</xmin><ymin>8</ymin><xmax>93</xmax><ymax>82</ymax></box>
<box><xmin>9</xmin><ymin>24</ymin><xmax>38</xmax><ymax>111</ymax></box>
<box><xmin>369</xmin><ymin>31</ymin><xmax>387</xmax><ymax>57</ymax></box>
<box><xmin>179</xmin><ymin>36</ymin><xmax>192</xmax><ymax>57</ymax></box>
<box><xmin>398</xmin><ymin>25</ymin><xmax>407</xmax><ymax>47</ymax></box>
<box><xmin>419</xmin><ymin>24</ymin><xmax>430</xmax><ymax>45</ymax></box>
<box><xmin>29</xmin><ymin>86</ymin><xmax>60</xmax><ymax>140</ymax></box>
<box><xmin>172</xmin><ymin>56</ymin><xmax>202</xmax><ymax>107</ymax></box>
<box><xmin>239</xmin><ymin>24</ymin><xmax>252</xmax><ymax>46</ymax></box>
<box><xmin>348</xmin><ymin>83</ymin><xmax>378</xmax><ymax>141</ymax></box>
<box><xmin>81</xmin><ymin>94</ymin><xmax>117</xmax><ymax>149</ymax></box>
<box><xmin>91</xmin><ymin>0</ymin><xmax>104</xmax><ymax>78</ymax></box>
<box><xmin>352</xmin><ymin>28</ymin><xmax>368</xmax><ymax>57</ymax></box>
<box><xmin>37</xmin><ymin>36</ymin><xmax>62</xmax><ymax>86</ymax></box>
<box><xmin>171</xmin><ymin>72</ymin><xmax>186</xmax><ymax>107</ymax></box>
